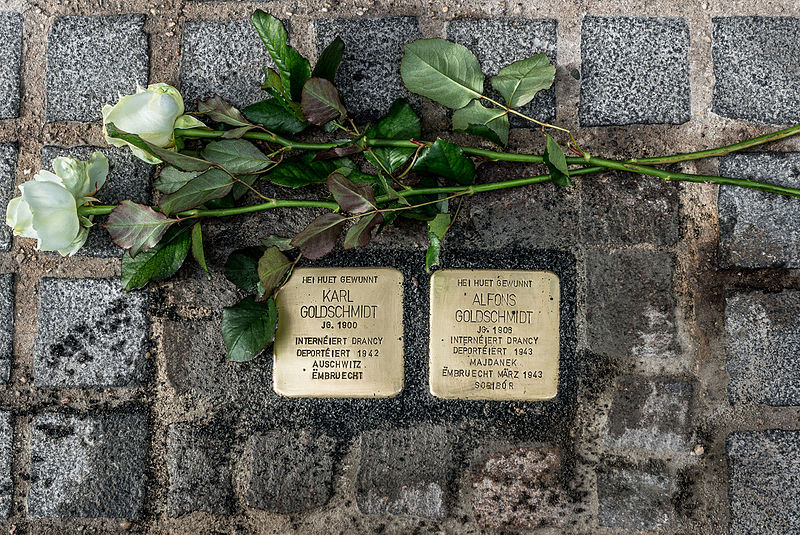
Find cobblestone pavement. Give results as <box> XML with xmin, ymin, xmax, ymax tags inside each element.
<box><xmin>0</xmin><ymin>0</ymin><xmax>799</xmax><ymax>533</ymax></box>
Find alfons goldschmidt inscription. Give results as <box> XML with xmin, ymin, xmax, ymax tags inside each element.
<box><xmin>429</xmin><ymin>269</ymin><xmax>560</xmax><ymax>400</ymax></box>
<box><xmin>273</xmin><ymin>267</ymin><xmax>404</xmax><ymax>397</ymax></box>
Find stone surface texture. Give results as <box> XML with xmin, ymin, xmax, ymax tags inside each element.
<box><xmin>0</xmin><ymin>412</ymin><xmax>11</xmax><ymax>519</ymax></box>
<box><xmin>0</xmin><ymin>12</ymin><xmax>22</xmax><ymax>119</ymax></box>
<box><xmin>597</xmin><ymin>464</ymin><xmax>676</xmax><ymax>529</ymax></box>
<box><xmin>0</xmin><ymin>275</ymin><xmax>12</xmax><ymax>384</ymax></box>
<box><xmin>0</xmin><ymin>143</ymin><xmax>17</xmax><ymax>252</ymax></box>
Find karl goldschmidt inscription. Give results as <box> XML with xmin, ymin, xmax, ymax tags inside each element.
<box><xmin>273</xmin><ymin>267</ymin><xmax>404</xmax><ymax>397</ymax></box>
<box><xmin>429</xmin><ymin>269</ymin><xmax>560</xmax><ymax>401</ymax></box>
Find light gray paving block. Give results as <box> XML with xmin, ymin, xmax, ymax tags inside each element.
<box><xmin>0</xmin><ymin>12</ymin><xmax>22</xmax><ymax>119</ymax></box>
<box><xmin>597</xmin><ymin>464</ymin><xmax>675</xmax><ymax>529</ymax></box>
<box><xmin>34</xmin><ymin>278</ymin><xmax>149</xmax><ymax>387</ymax></box>
<box><xmin>0</xmin><ymin>275</ymin><xmax>12</xmax><ymax>384</ymax></box>
<box><xmin>718</xmin><ymin>152</ymin><xmax>800</xmax><ymax>268</ymax></box>
<box><xmin>315</xmin><ymin>17</ymin><xmax>421</xmax><ymax>122</ymax></box>
<box><xmin>446</xmin><ymin>18</ymin><xmax>557</xmax><ymax>124</ymax></box>
<box><xmin>46</xmin><ymin>15</ymin><xmax>149</xmax><ymax>122</ymax></box>
<box><xmin>181</xmin><ymin>19</ymin><xmax>273</xmax><ymax>110</ymax></box>
<box><xmin>726</xmin><ymin>290</ymin><xmax>800</xmax><ymax>405</ymax></box>
<box><xmin>580</xmin><ymin>17</ymin><xmax>690</xmax><ymax>126</ymax></box>
<box><xmin>728</xmin><ymin>430</ymin><xmax>800</xmax><ymax>534</ymax></box>
<box><xmin>713</xmin><ymin>17</ymin><xmax>800</xmax><ymax>124</ymax></box>
<box><xmin>0</xmin><ymin>412</ymin><xmax>12</xmax><ymax>519</ymax></box>
<box><xmin>0</xmin><ymin>144</ymin><xmax>17</xmax><ymax>252</ymax></box>
<box><xmin>29</xmin><ymin>411</ymin><xmax>148</xmax><ymax>518</ymax></box>
<box><xmin>41</xmin><ymin>146</ymin><xmax>153</xmax><ymax>257</ymax></box>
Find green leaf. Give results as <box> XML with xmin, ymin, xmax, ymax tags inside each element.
<box><xmin>159</xmin><ymin>168</ymin><xmax>234</xmax><ymax>215</ymax></box>
<box><xmin>190</xmin><ymin>222</ymin><xmax>211</xmax><ymax>280</ymax></box>
<box><xmin>154</xmin><ymin>167</ymin><xmax>201</xmax><ymax>194</ymax></box>
<box><xmin>121</xmin><ymin>225</ymin><xmax>191</xmax><ymax>291</ymax></box>
<box><xmin>327</xmin><ymin>173</ymin><xmax>376</xmax><ymax>214</ymax></box>
<box><xmin>452</xmin><ymin>100</ymin><xmax>509</xmax><ymax>146</ymax></box>
<box><xmin>225</xmin><ymin>247</ymin><xmax>267</xmax><ymax>296</ymax></box>
<box><xmin>222</xmin><ymin>296</ymin><xmax>277</xmax><ymax>362</ymax></box>
<box><xmin>105</xmin><ymin>200</ymin><xmax>176</xmax><ymax>257</ymax></box>
<box><xmin>344</xmin><ymin>212</ymin><xmax>383</xmax><ymax>249</ymax></box>
<box><xmin>300</xmin><ymin>77</ymin><xmax>346</xmax><ymax>125</ymax></box>
<box><xmin>260</xmin><ymin>235</ymin><xmax>294</xmax><ymax>251</ymax></box>
<box><xmin>106</xmin><ymin>124</ymin><xmax>212</xmax><ymax>171</ymax></box>
<box><xmin>232</xmin><ymin>173</ymin><xmax>259</xmax><ymax>201</ymax></box>
<box><xmin>257</xmin><ymin>246</ymin><xmax>291</xmax><ymax>296</ymax></box>
<box><xmin>365</xmin><ymin>100</ymin><xmax>420</xmax><ymax>173</ymax></box>
<box><xmin>401</xmin><ymin>38</ymin><xmax>484</xmax><ymax>109</ymax></box>
<box><xmin>426</xmin><ymin>212</ymin><xmax>450</xmax><ymax>273</ymax></box>
<box><xmin>201</xmin><ymin>140</ymin><xmax>272</xmax><ymax>174</ymax></box>
<box><xmin>490</xmin><ymin>54</ymin><xmax>555</xmax><ymax>108</ymax></box>
<box><xmin>251</xmin><ymin>10</ymin><xmax>311</xmax><ymax>102</ymax></box>
<box><xmin>242</xmin><ymin>98</ymin><xmax>308</xmax><ymax>135</ymax></box>
<box><xmin>197</xmin><ymin>95</ymin><xmax>252</xmax><ymax>128</ymax></box>
<box><xmin>266</xmin><ymin>152</ymin><xmax>355</xmax><ymax>188</ymax></box>
<box><xmin>290</xmin><ymin>213</ymin><xmax>346</xmax><ymax>260</ymax></box>
<box><xmin>543</xmin><ymin>134</ymin><xmax>571</xmax><ymax>187</ymax></box>
<box><xmin>413</xmin><ymin>138</ymin><xmax>475</xmax><ymax>185</ymax></box>
<box><xmin>312</xmin><ymin>37</ymin><xmax>344</xmax><ymax>82</ymax></box>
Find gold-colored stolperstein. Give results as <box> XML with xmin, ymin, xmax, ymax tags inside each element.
<box><xmin>429</xmin><ymin>269</ymin><xmax>560</xmax><ymax>401</ymax></box>
<box><xmin>273</xmin><ymin>267</ymin><xmax>404</xmax><ymax>398</ymax></box>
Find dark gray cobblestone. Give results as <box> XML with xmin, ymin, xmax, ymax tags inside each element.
<box><xmin>726</xmin><ymin>290</ymin><xmax>800</xmax><ymax>405</ymax></box>
<box><xmin>0</xmin><ymin>274</ymin><xmax>13</xmax><ymax>384</ymax></box>
<box><xmin>0</xmin><ymin>12</ymin><xmax>22</xmax><ymax>119</ymax></box>
<box><xmin>0</xmin><ymin>412</ymin><xmax>11</xmax><ymax>519</ymax></box>
<box><xmin>315</xmin><ymin>17</ymin><xmax>421</xmax><ymax>122</ymax></box>
<box><xmin>181</xmin><ymin>19</ymin><xmax>273</xmax><ymax>110</ymax></box>
<box><xmin>29</xmin><ymin>411</ymin><xmax>148</xmax><ymax>518</ymax></box>
<box><xmin>0</xmin><ymin>143</ymin><xmax>17</xmax><ymax>252</ymax></box>
<box><xmin>728</xmin><ymin>430</ymin><xmax>800</xmax><ymax>534</ymax></box>
<box><xmin>597</xmin><ymin>463</ymin><xmax>676</xmax><ymax>530</ymax></box>
<box><xmin>713</xmin><ymin>17</ymin><xmax>800</xmax><ymax>124</ymax></box>
<box><xmin>46</xmin><ymin>15</ymin><xmax>149</xmax><ymax>122</ymax></box>
<box><xmin>41</xmin><ymin>145</ymin><xmax>153</xmax><ymax>257</ymax></box>
<box><xmin>34</xmin><ymin>278</ymin><xmax>149</xmax><ymax>387</ymax></box>
<box><xmin>580</xmin><ymin>17</ymin><xmax>690</xmax><ymax>126</ymax></box>
<box><xmin>167</xmin><ymin>423</ymin><xmax>233</xmax><ymax>517</ymax></box>
<box><xmin>446</xmin><ymin>18</ymin><xmax>557</xmax><ymax>124</ymax></box>
<box><xmin>246</xmin><ymin>429</ymin><xmax>334</xmax><ymax>513</ymax></box>
<box><xmin>718</xmin><ymin>152</ymin><xmax>800</xmax><ymax>268</ymax></box>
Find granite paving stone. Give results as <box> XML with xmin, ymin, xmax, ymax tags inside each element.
<box><xmin>29</xmin><ymin>411</ymin><xmax>148</xmax><ymax>518</ymax></box>
<box><xmin>0</xmin><ymin>12</ymin><xmax>22</xmax><ymax>119</ymax></box>
<box><xmin>728</xmin><ymin>430</ymin><xmax>800</xmax><ymax>534</ymax></box>
<box><xmin>46</xmin><ymin>15</ymin><xmax>149</xmax><ymax>122</ymax></box>
<box><xmin>41</xmin><ymin>145</ymin><xmax>153</xmax><ymax>257</ymax></box>
<box><xmin>713</xmin><ymin>17</ymin><xmax>800</xmax><ymax>124</ymax></box>
<box><xmin>246</xmin><ymin>429</ymin><xmax>335</xmax><ymax>513</ymax></box>
<box><xmin>586</xmin><ymin>249</ymin><xmax>678</xmax><ymax>360</ymax></box>
<box><xmin>446</xmin><ymin>18</ymin><xmax>557</xmax><ymax>124</ymax></box>
<box><xmin>0</xmin><ymin>412</ymin><xmax>12</xmax><ymax>519</ymax></box>
<box><xmin>580</xmin><ymin>17</ymin><xmax>690</xmax><ymax>126</ymax></box>
<box><xmin>0</xmin><ymin>143</ymin><xmax>17</xmax><ymax>252</ymax></box>
<box><xmin>718</xmin><ymin>152</ymin><xmax>800</xmax><ymax>268</ymax></box>
<box><xmin>181</xmin><ymin>19</ymin><xmax>274</xmax><ymax>110</ymax></box>
<box><xmin>725</xmin><ymin>290</ymin><xmax>800</xmax><ymax>405</ymax></box>
<box><xmin>0</xmin><ymin>275</ymin><xmax>13</xmax><ymax>384</ymax></box>
<box><xmin>167</xmin><ymin>423</ymin><xmax>233</xmax><ymax>517</ymax></box>
<box><xmin>315</xmin><ymin>17</ymin><xmax>421</xmax><ymax>122</ymax></box>
<box><xmin>34</xmin><ymin>278</ymin><xmax>149</xmax><ymax>387</ymax></box>
<box><xmin>605</xmin><ymin>376</ymin><xmax>693</xmax><ymax>452</ymax></box>
<box><xmin>597</xmin><ymin>464</ymin><xmax>675</xmax><ymax>529</ymax></box>
<box><xmin>357</xmin><ymin>425</ymin><xmax>454</xmax><ymax>519</ymax></box>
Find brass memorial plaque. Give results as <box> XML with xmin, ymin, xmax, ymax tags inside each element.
<box><xmin>429</xmin><ymin>269</ymin><xmax>560</xmax><ymax>400</ymax></box>
<box><xmin>273</xmin><ymin>267</ymin><xmax>404</xmax><ymax>398</ymax></box>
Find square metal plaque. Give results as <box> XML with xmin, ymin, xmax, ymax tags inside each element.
<box><xmin>429</xmin><ymin>269</ymin><xmax>560</xmax><ymax>400</ymax></box>
<box><xmin>273</xmin><ymin>267</ymin><xmax>404</xmax><ymax>398</ymax></box>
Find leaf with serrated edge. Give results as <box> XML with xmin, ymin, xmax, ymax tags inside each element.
<box><xmin>290</xmin><ymin>213</ymin><xmax>346</xmax><ymax>259</ymax></box>
<box><xmin>312</xmin><ymin>37</ymin><xmax>344</xmax><ymax>82</ymax></box>
<box><xmin>191</xmin><ymin>222</ymin><xmax>211</xmax><ymax>280</ymax></box>
<box><xmin>344</xmin><ymin>212</ymin><xmax>383</xmax><ymax>249</ymax></box>
<box><xmin>327</xmin><ymin>173</ymin><xmax>376</xmax><ymax>214</ymax></box>
<box><xmin>544</xmin><ymin>134</ymin><xmax>571</xmax><ymax>187</ymax></box>
<box><xmin>105</xmin><ymin>200</ymin><xmax>176</xmax><ymax>257</ymax></box>
<box><xmin>222</xmin><ymin>296</ymin><xmax>277</xmax><ymax>362</ymax></box>
<box><xmin>260</xmin><ymin>235</ymin><xmax>294</xmax><ymax>251</ymax></box>
<box><xmin>266</xmin><ymin>153</ymin><xmax>355</xmax><ymax>188</ymax></box>
<box><xmin>242</xmin><ymin>98</ymin><xmax>308</xmax><ymax>135</ymax></box>
<box><xmin>365</xmin><ymin>100</ymin><xmax>420</xmax><ymax>173</ymax></box>
<box><xmin>491</xmin><ymin>54</ymin><xmax>555</xmax><ymax>108</ymax></box>
<box><xmin>413</xmin><ymin>138</ymin><xmax>475</xmax><ymax>185</ymax></box>
<box><xmin>197</xmin><ymin>95</ymin><xmax>252</xmax><ymax>127</ymax></box>
<box><xmin>257</xmin><ymin>246</ymin><xmax>291</xmax><ymax>296</ymax></box>
<box><xmin>154</xmin><ymin>167</ymin><xmax>201</xmax><ymax>194</ymax></box>
<box><xmin>425</xmin><ymin>213</ymin><xmax>450</xmax><ymax>273</ymax></box>
<box><xmin>121</xmin><ymin>225</ymin><xmax>191</xmax><ymax>291</ymax></box>
<box><xmin>301</xmin><ymin>77</ymin><xmax>346</xmax><ymax>125</ymax></box>
<box><xmin>225</xmin><ymin>247</ymin><xmax>266</xmax><ymax>296</ymax></box>
<box><xmin>452</xmin><ymin>100</ymin><xmax>509</xmax><ymax>146</ymax></box>
<box><xmin>159</xmin><ymin>168</ymin><xmax>234</xmax><ymax>215</ymax></box>
<box><xmin>201</xmin><ymin>139</ymin><xmax>272</xmax><ymax>174</ymax></box>
<box><xmin>251</xmin><ymin>10</ymin><xmax>311</xmax><ymax>102</ymax></box>
<box><xmin>401</xmin><ymin>39</ymin><xmax>484</xmax><ymax>109</ymax></box>
<box><xmin>106</xmin><ymin>123</ymin><xmax>212</xmax><ymax>171</ymax></box>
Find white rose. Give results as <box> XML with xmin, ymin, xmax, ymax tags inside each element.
<box><xmin>102</xmin><ymin>83</ymin><xmax>206</xmax><ymax>164</ymax></box>
<box><xmin>5</xmin><ymin>152</ymin><xmax>109</xmax><ymax>256</ymax></box>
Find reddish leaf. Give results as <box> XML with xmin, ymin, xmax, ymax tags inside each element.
<box><xmin>327</xmin><ymin>173</ymin><xmax>376</xmax><ymax>214</ymax></box>
<box><xmin>300</xmin><ymin>77</ymin><xmax>346</xmax><ymax>125</ymax></box>
<box><xmin>290</xmin><ymin>213</ymin><xmax>346</xmax><ymax>259</ymax></box>
<box><xmin>344</xmin><ymin>212</ymin><xmax>383</xmax><ymax>249</ymax></box>
<box><xmin>312</xmin><ymin>144</ymin><xmax>363</xmax><ymax>161</ymax></box>
<box><xmin>257</xmin><ymin>246</ymin><xmax>292</xmax><ymax>296</ymax></box>
<box><xmin>105</xmin><ymin>200</ymin><xmax>176</xmax><ymax>257</ymax></box>
<box><xmin>198</xmin><ymin>95</ymin><xmax>252</xmax><ymax>128</ymax></box>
